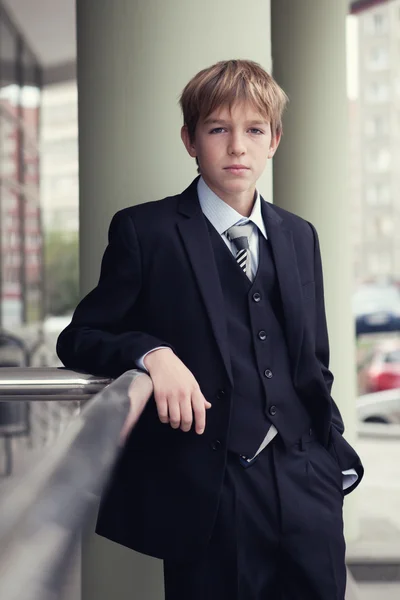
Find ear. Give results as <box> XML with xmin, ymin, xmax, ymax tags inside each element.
<box><xmin>268</xmin><ymin>130</ymin><xmax>282</xmax><ymax>159</ymax></box>
<box><xmin>181</xmin><ymin>125</ymin><xmax>197</xmax><ymax>158</ymax></box>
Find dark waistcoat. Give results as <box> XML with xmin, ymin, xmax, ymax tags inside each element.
<box><xmin>206</xmin><ymin>219</ymin><xmax>312</xmax><ymax>456</ymax></box>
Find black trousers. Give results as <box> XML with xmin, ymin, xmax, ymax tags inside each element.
<box><xmin>163</xmin><ymin>431</ymin><xmax>346</xmax><ymax>600</ymax></box>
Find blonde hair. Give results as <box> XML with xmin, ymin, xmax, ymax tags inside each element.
<box><xmin>179</xmin><ymin>59</ymin><xmax>288</xmax><ymax>143</ymax></box>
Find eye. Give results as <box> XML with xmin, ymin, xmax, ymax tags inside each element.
<box><xmin>249</xmin><ymin>128</ymin><xmax>264</xmax><ymax>135</ymax></box>
<box><xmin>209</xmin><ymin>127</ymin><xmax>226</xmax><ymax>134</ymax></box>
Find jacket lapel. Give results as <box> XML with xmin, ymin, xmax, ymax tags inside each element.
<box><xmin>261</xmin><ymin>199</ymin><xmax>304</xmax><ymax>380</ymax></box>
<box><xmin>176</xmin><ymin>179</ymin><xmax>233</xmax><ymax>385</ymax></box>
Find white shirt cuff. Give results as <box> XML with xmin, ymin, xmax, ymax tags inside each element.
<box><xmin>342</xmin><ymin>468</ymin><xmax>358</xmax><ymax>491</ymax></box>
<box><xmin>136</xmin><ymin>346</ymin><xmax>169</xmax><ymax>372</ymax></box>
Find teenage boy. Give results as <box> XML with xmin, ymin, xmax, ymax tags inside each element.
<box><xmin>57</xmin><ymin>59</ymin><xmax>363</xmax><ymax>600</ymax></box>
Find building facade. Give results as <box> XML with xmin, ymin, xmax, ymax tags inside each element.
<box><xmin>352</xmin><ymin>0</ymin><xmax>400</xmax><ymax>282</ymax></box>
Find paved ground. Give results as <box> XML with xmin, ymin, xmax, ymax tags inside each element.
<box><xmin>358</xmin><ymin>582</ymin><xmax>400</xmax><ymax>599</ymax></box>
<box><xmin>347</xmin><ymin>434</ymin><xmax>400</xmax><ymax>599</ymax></box>
<box><xmin>355</xmin><ymin>434</ymin><xmax>400</xmax><ymax>536</ymax></box>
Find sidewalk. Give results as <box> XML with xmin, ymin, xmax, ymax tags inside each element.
<box><xmin>346</xmin><ymin>435</ymin><xmax>400</xmax><ymax>598</ymax></box>
<box><xmin>347</xmin><ymin>435</ymin><xmax>400</xmax><ymax>561</ymax></box>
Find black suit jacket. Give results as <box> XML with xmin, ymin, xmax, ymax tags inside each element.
<box><xmin>57</xmin><ymin>176</ymin><xmax>364</xmax><ymax>561</ymax></box>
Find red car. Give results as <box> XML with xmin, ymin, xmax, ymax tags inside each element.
<box><xmin>358</xmin><ymin>342</ymin><xmax>400</xmax><ymax>393</ymax></box>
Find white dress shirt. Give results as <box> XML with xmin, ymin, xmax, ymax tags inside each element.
<box><xmin>137</xmin><ymin>176</ymin><xmax>358</xmax><ymax>490</ymax></box>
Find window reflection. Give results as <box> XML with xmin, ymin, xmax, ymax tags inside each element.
<box><xmin>0</xmin><ymin>14</ymin><xmax>43</xmax><ymax>332</ymax></box>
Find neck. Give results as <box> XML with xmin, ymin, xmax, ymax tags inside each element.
<box><xmin>202</xmin><ymin>178</ymin><xmax>256</xmax><ymax>217</ymax></box>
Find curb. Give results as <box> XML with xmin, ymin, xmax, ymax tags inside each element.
<box><xmin>357</xmin><ymin>423</ymin><xmax>400</xmax><ymax>439</ymax></box>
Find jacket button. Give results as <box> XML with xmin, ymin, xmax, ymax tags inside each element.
<box><xmin>264</xmin><ymin>369</ymin><xmax>273</xmax><ymax>379</ymax></box>
<box><xmin>258</xmin><ymin>330</ymin><xmax>267</xmax><ymax>341</ymax></box>
<box><xmin>211</xmin><ymin>440</ymin><xmax>221</xmax><ymax>451</ymax></box>
<box><xmin>253</xmin><ymin>292</ymin><xmax>261</xmax><ymax>302</ymax></box>
<box><xmin>269</xmin><ymin>405</ymin><xmax>277</xmax><ymax>416</ymax></box>
<box><xmin>217</xmin><ymin>389</ymin><xmax>226</xmax><ymax>400</ymax></box>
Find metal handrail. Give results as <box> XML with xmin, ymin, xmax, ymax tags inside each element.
<box><xmin>0</xmin><ymin>367</ymin><xmax>112</xmax><ymax>401</ymax></box>
<box><xmin>0</xmin><ymin>367</ymin><xmax>153</xmax><ymax>600</ymax></box>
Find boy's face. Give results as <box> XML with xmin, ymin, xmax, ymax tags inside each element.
<box><xmin>181</xmin><ymin>101</ymin><xmax>280</xmax><ymax>208</ymax></box>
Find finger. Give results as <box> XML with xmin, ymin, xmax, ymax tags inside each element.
<box><xmin>205</xmin><ymin>400</ymin><xmax>212</xmax><ymax>409</ymax></box>
<box><xmin>168</xmin><ymin>397</ymin><xmax>181</xmax><ymax>429</ymax></box>
<box><xmin>179</xmin><ymin>397</ymin><xmax>193</xmax><ymax>432</ymax></box>
<box><xmin>155</xmin><ymin>394</ymin><xmax>169</xmax><ymax>424</ymax></box>
<box><xmin>192</xmin><ymin>391</ymin><xmax>207</xmax><ymax>434</ymax></box>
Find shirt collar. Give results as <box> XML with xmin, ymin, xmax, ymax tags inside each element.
<box><xmin>197</xmin><ymin>176</ymin><xmax>268</xmax><ymax>239</ymax></box>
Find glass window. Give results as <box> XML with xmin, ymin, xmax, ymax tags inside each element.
<box><xmin>365</xmin><ymin>115</ymin><xmax>388</xmax><ymax>137</ymax></box>
<box><xmin>24</xmin><ymin>198</ymin><xmax>42</xmax><ymax>323</ymax></box>
<box><xmin>366</xmin><ymin>186</ymin><xmax>377</xmax><ymax>206</ymax></box>
<box><xmin>364</xmin><ymin>12</ymin><xmax>388</xmax><ymax>35</ymax></box>
<box><xmin>379</xmin><ymin>216</ymin><xmax>394</xmax><ymax>236</ymax></box>
<box><xmin>374</xmin><ymin>14</ymin><xmax>382</xmax><ymax>29</ymax></box>
<box><xmin>0</xmin><ymin>114</ymin><xmax>18</xmax><ymax>180</ymax></box>
<box><xmin>364</xmin><ymin>216</ymin><xmax>393</xmax><ymax>240</ymax></box>
<box><xmin>376</xmin><ymin>148</ymin><xmax>391</xmax><ymax>171</ymax></box>
<box><xmin>368</xmin><ymin>46</ymin><xmax>389</xmax><ymax>70</ymax></box>
<box><xmin>0</xmin><ymin>182</ymin><xmax>23</xmax><ymax>327</ymax></box>
<box><xmin>365</xmin><ymin>183</ymin><xmax>391</xmax><ymax>206</ymax></box>
<box><xmin>366</xmin><ymin>81</ymin><xmax>390</xmax><ymax>103</ymax></box>
<box><xmin>373</xmin><ymin>13</ymin><xmax>387</xmax><ymax>34</ymax></box>
<box><xmin>366</xmin><ymin>148</ymin><xmax>391</xmax><ymax>172</ymax></box>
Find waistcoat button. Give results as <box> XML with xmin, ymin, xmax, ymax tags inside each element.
<box><xmin>253</xmin><ymin>292</ymin><xmax>261</xmax><ymax>302</ymax></box>
<box><xmin>269</xmin><ymin>405</ymin><xmax>277</xmax><ymax>416</ymax></box>
<box><xmin>211</xmin><ymin>440</ymin><xmax>221</xmax><ymax>451</ymax></box>
<box><xmin>258</xmin><ymin>330</ymin><xmax>267</xmax><ymax>341</ymax></box>
<box><xmin>264</xmin><ymin>369</ymin><xmax>273</xmax><ymax>378</ymax></box>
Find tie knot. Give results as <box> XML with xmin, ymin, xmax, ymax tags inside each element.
<box><xmin>226</xmin><ymin>223</ymin><xmax>253</xmax><ymax>251</ymax></box>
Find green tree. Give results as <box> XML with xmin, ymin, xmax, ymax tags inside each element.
<box><xmin>45</xmin><ymin>231</ymin><xmax>79</xmax><ymax>316</ymax></box>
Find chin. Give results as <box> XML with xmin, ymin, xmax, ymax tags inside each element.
<box><xmin>226</xmin><ymin>181</ymin><xmax>253</xmax><ymax>192</ymax></box>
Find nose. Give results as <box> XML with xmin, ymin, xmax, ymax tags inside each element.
<box><xmin>228</xmin><ymin>132</ymin><xmax>246</xmax><ymax>156</ymax></box>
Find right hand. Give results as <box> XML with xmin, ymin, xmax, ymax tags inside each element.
<box><xmin>144</xmin><ymin>348</ymin><xmax>212</xmax><ymax>434</ymax></box>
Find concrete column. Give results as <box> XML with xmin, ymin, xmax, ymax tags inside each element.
<box><xmin>271</xmin><ymin>0</ymin><xmax>359</xmax><ymax>541</ymax></box>
<box><xmin>77</xmin><ymin>0</ymin><xmax>274</xmax><ymax>296</ymax></box>
<box><xmin>77</xmin><ymin>1</ymin><xmax>272</xmax><ymax>598</ymax></box>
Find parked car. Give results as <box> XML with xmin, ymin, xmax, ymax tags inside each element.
<box><xmin>353</xmin><ymin>284</ymin><xmax>400</xmax><ymax>336</ymax></box>
<box><xmin>357</xmin><ymin>388</ymin><xmax>400</xmax><ymax>424</ymax></box>
<box><xmin>357</xmin><ymin>341</ymin><xmax>400</xmax><ymax>394</ymax></box>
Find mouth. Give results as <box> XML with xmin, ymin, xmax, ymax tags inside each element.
<box><xmin>224</xmin><ymin>165</ymin><xmax>250</xmax><ymax>174</ymax></box>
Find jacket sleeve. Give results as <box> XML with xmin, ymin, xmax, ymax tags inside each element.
<box><xmin>56</xmin><ymin>210</ymin><xmax>173</xmax><ymax>377</ymax></box>
<box><xmin>309</xmin><ymin>222</ymin><xmax>345</xmax><ymax>435</ymax></box>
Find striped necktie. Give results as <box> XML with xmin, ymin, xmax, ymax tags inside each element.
<box><xmin>226</xmin><ymin>223</ymin><xmax>253</xmax><ymax>279</ymax></box>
